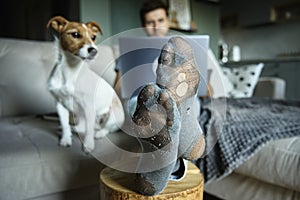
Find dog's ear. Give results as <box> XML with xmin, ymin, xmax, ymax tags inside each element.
<box><xmin>86</xmin><ymin>21</ymin><xmax>103</xmax><ymax>35</ymax></box>
<box><xmin>47</xmin><ymin>16</ymin><xmax>69</xmax><ymax>33</ymax></box>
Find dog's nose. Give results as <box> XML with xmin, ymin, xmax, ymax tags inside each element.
<box><xmin>88</xmin><ymin>47</ymin><xmax>97</xmax><ymax>57</ymax></box>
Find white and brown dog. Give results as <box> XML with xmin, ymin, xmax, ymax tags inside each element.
<box><xmin>47</xmin><ymin>16</ymin><xmax>124</xmax><ymax>152</ymax></box>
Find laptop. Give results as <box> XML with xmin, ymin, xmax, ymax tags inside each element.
<box><xmin>117</xmin><ymin>35</ymin><xmax>209</xmax><ymax>99</ymax></box>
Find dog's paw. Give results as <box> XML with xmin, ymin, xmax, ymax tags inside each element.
<box><xmin>95</xmin><ymin>129</ymin><xmax>109</xmax><ymax>139</ymax></box>
<box><xmin>83</xmin><ymin>139</ymin><xmax>95</xmax><ymax>153</ymax></box>
<box><xmin>59</xmin><ymin>136</ymin><xmax>72</xmax><ymax>147</ymax></box>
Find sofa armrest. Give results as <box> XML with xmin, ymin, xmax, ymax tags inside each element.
<box><xmin>253</xmin><ymin>77</ymin><xmax>286</xmax><ymax>99</ymax></box>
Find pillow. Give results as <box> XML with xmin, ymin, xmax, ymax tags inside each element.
<box><xmin>221</xmin><ymin>63</ymin><xmax>264</xmax><ymax>98</ymax></box>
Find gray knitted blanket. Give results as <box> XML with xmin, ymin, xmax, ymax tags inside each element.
<box><xmin>194</xmin><ymin>97</ymin><xmax>300</xmax><ymax>184</ymax></box>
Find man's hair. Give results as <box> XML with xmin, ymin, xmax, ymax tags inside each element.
<box><xmin>140</xmin><ymin>0</ymin><xmax>169</xmax><ymax>26</ymax></box>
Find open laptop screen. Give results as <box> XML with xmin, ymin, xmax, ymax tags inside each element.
<box><xmin>117</xmin><ymin>35</ymin><xmax>209</xmax><ymax>99</ymax></box>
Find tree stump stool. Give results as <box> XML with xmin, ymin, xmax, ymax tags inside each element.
<box><xmin>100</xmin><ymin>162</ymin><xmax>203</xmax><ymax>200</ymax></box>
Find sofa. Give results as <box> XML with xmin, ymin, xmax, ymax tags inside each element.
<box><xmin>203</xmin><ymin>50</ymin><xmax>300</xmax><ymax>200</ymax></box>
<box><xmin>0</xmin><ymin>37</ymin><xmax>299</xmax><ymax>200</ymax></box>
<box><xmin>0</xmin><ymin>37</ymin><xmax>124</xmax><ymax>200</ymax></box>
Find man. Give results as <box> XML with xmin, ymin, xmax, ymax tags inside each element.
<box><xmin>114</xmin><ymin>0</ymin><xmax>213</xmax><ymax>96</ymax></box>
<box><xmin>140</xmin><ymin>0</ymin><xmax>170</xmax><ymax>37</ymax></box>
<box><xmin>113</xmin><ymin>0</ymin><xmax>205</xmax><ymax>196</ymax></box>
<box><xmin>113</xmin><ymin>1</ymin><xmax>206</xmax><ymax>196</ymax></box>
<box><xmin>114</xmin><ymin>0</ymin><xmax>170</xmax><ymax>93</ymax></box>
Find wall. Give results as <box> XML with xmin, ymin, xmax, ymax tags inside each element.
<box><xmin>80</xmin><ymin>0</ymin><xmax>221</xmax><ymax>55</ymax></box>
<box><xmin>220</xmin><ymin>0</ymin><xmax>300</xmax><ymax>60</ymax></box>
<box><xmin>0</xmin><ymin>0</ymin><xmax>220</xmax><ymax>48</ymax></box>
<box><xmin>0</xmin><ymin>0</ymin><xmax>79</xmax><ymax>41</ymax></box>
<box><xmin>222</xmin><ymin>21</ymin><xmax>300</xmax><ymax>60</ymax></box>
<box><xmin>80</xmin><ymin>0</ymin><xmax>111</xmax><ymax>42</ymax></box>
<box><xmin>220</xmin><ymin>0</ymin><xmax>300</xmax><ymax>99</ymax></box>
<box><xmin>110</xmin><ymin>0</ymin><xmax>143</xmax><ymax>35</ymax></box>
<box><xmin>222</xmin><ymin>21</ymin><xmax>300</xmax><ymax>99</ymax></box>
<box><xmin>191</xmin><ymin>1</ymin><xmax>220</xmax><ymax>57</ymax></box>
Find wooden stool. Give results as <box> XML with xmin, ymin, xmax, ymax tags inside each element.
<box><xmin>100</xmin><ymin>162</ymin><xmax>203</xmax><ymax>200</ymax></box>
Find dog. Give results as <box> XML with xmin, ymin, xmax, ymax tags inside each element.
<box><xmin>46</xmin><ymin>16</ymin><xmax>125</xmax><ymax>152</ymax></box>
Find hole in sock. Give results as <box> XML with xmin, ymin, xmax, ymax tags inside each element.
<box><xmin>176</xmin><ymin>82</ymin><xmax>188</xmax><ymax>97</ymax></box>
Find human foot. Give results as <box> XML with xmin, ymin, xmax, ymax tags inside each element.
<box><xmin>131</xmin><ymin>84</ymin><xmax>181</xmax><ymax>195</ymax></box>
<box><xmin>132</xmin><ymin>84</ymin><xmax>180</xmax><ymax>152</ymax></box>
<box><xmin>156</xmin><ymin>36</ymin><xmax>205</xmax><ymax>160</ymax></box>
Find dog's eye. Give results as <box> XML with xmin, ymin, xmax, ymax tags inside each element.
<box><xmin>71</xmin><ymin>32</ymin><xmax>80</xmax><ymax>38</ymax></box>
<box><xmin>91</xmin><ymin>35</ymin><xmax>96</xmax><ymax>41</ymax></box>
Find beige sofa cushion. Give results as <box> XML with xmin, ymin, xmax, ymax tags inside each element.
<box><xmin>0</xmin><ymin>38</ymin><xmax>117</xmax><ymax>117</ymax></box>
<box><xmin>205</xmin><ymin>172</ymin><xmax>300</xmax><ymax>200</ymax></box>
<box><xmin>253</xmin><ymin>77</ymin><xmax>286</xmax><ymax>99</ymax></box>
<box><xmin>0</xmin><ymin>38</ymin><xmax>57</xmax><ymax>116</ymax></box>
<box><xmin>0</xmin><ymin>115</ymin><xmax>139</xmax><ymax>200</ymax></box>
<box><xmin>235</xmin><ymin>137</ymin><xmax>300</xmax><ymax>192</ymax></box>
<box><xmin>0</xmin><ymin>117</ymin><xmax>104</xmax><ymax>200</ymax></box>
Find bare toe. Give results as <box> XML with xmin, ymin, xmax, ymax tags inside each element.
<box><xmin>137</xmin><ymin>85</ymin><xmax>156</xmax><ymax>103</ymax></box>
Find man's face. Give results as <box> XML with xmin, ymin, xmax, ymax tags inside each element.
<box><xmin>144</xmin><ymin>8</ymin><xmax>170</xmax><ymax>37</ymax></box>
